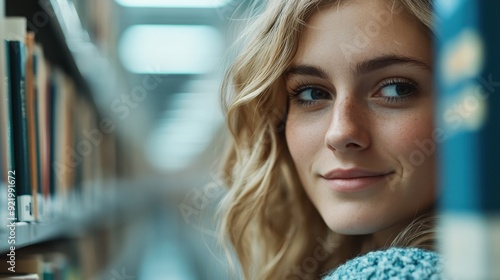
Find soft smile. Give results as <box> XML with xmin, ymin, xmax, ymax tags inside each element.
<box><xmin>321</xmin><ymin>169</ymin><xmax>394</xmax><ymax>193</ymax></box>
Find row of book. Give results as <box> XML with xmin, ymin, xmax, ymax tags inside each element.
<box><xmin>1</xmin><ymin>0</ymin><xmax>125</xmax><ymax>278</ymax></box>
<box><xmin>0</xmin><ymin>231</ymin><xmax>111</xmax><ymax>279</ymax></box>
<box><xmin>0</xmin><ymin>15</ymin><xmax>116</xmax><ymax>225</ymax></box>
<box><xmin>0</xmin><ymin>252</ymin><xmax>74</xmax><ymax>279</ymax></box>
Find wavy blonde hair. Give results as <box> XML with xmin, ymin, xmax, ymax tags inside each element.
<box><xmin>219</xmin><ymin>0</ymin><xmax>435</xmax><ymax>279</ymax></box>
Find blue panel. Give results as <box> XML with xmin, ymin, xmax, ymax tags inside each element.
<box><xmin>436</xmin><ymin>0</ymin><xmax>500</xmax><ymax>212</ymax></box>
<box><xmin>478</xmin><ymin>0</ymin><xmax>500</xmax><ymax>211</ymax></box>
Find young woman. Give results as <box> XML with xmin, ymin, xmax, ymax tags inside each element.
<box><xmin>219</xmin><ymin>0</ymin><xmax>442</xmax><ymax>279</ymax></box>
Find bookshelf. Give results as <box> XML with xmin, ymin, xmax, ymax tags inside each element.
<box><xmin>1</xmin><ymin>0</ymin><xmax>234</xmax><ymax>279</ymax></box>
<box><xmin>0</xmin><ymin>0</ymin><xmax>138</xmax><ymax>278</ymax></box>
<box><xmin>0</xmin><ymin>181</ymin><xmax>160</xmax><ymax>252</ymax></box>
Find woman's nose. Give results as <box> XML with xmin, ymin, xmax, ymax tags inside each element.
<box><xmin>325</xmin><ymin>97</ymin><xmax>370</xmax><ymax>152</ymax></box>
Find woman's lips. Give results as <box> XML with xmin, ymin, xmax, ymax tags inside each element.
<box><xmin>321</xmin><ymin>169</ymin><xmax>394</xmax><ymax>193</ymax></box>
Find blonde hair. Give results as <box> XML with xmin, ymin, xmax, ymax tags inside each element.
<box><xmin>219</xmin><ymin>0</ymin><xmax>435</xmax><ymax>279</ymax></box>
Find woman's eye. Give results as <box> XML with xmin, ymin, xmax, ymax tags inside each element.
<box><xmin>295</xmin><ymin>88</ymin><xmax>330</xmax><ymax>101</ymax></box>
<box><xmin>379</xmin><ymin>82</ymin><xmax>417</xmax><ymax>98</ymax></box>
<box><xmin>376</xmin><ymin>78</ymin><xmax>420</xmax><ymax>104</ymax></box>
<box><xmin>289</xmin><ymin>87</ymin><xmax>331</xmax><ymax>107</ymax></box>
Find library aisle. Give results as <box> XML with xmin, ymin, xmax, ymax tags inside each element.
<box><xmin>0</xmin><ymin>0</ymin><xmax>239</xmax><ymax>279</ymax></box>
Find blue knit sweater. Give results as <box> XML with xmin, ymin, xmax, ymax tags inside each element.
<box><xmin>322</xmin><ymin>247</ymin><xmax>445</xmax><ymax>280</ymax></box>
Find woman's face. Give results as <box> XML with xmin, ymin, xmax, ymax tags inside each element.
<box><xmin>285</xmin><ymin>0</ymin><xmax>436</xmax><ymax>241</ymax></box>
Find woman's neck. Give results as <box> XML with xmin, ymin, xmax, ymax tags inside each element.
<box><xmin>361</xmin><ymin>218</ymin><xmax>415</xmax><ymax>253</ymax></box>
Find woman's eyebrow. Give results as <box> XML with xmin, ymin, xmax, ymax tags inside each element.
<box><xmin>285</xmin><ymin>65</ymin><xmax>330</xmax><ymax>79</ymax></box>
<box><xmin>355</xmin><ymin>54</ymin><xmax>432</xmax><ymax>74</ymax></box>
<box><xmin>285</xmin><ymin>55</ymin><xmax>431</xmax><ymax>79</ymax></box>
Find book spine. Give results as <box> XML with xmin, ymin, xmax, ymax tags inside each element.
<box><xmin>33</xmin><ymin>46</ymin><xmax>44</xmax><ymax>221</ymax></box>
<box><xmin>48</xmin><ymin>74</ymin><xmax>58</xmax><ymax>218</ymax></box>
<box><xmin>35</xmin><ymin>44</ymin><xmax>50</xmax><ymax>221</ymax></box>
<box><xmin>8</xmin><ymin>40</ymin><xmax>34</xmax><ymax>222</ymax></box>
<box><xmin>2</xmin><ymin>42</ymin><xmax>17</xmax><ymax>222</ymax></box>
<box><xmin>0</xmin><ymin>34</ymin><xmax>5</xmax><ymax>223</ymax></box>
<box><xmin>25</xmin><ymin>32</ymin><xmax>39</xmax><ymax>221</ymax></box>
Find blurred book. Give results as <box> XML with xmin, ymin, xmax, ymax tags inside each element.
<box><xmin>5</xmin><ymin>17</ymin><xmax>33</xmax><ymax>222</ymax></box>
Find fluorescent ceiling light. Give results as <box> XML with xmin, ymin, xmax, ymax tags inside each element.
<box><xmin>115</xmin><ymin>0</ymin><xmax>231</xmax><ymax>8</ymax></box>
<box><xmin>118</xmin><ymin>25</ymin><xmax>223</xmax><ymax>74</ymax></box>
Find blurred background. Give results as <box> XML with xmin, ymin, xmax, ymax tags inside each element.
<box><xmin>0</xmin><ymin>0</ymin><xmax>255</xmax><ymax>279</ymax></box>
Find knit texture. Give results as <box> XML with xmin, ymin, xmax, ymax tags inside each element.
<box><xmin>322</xmin><ymin>247</ymin><xmax>445</xmax><ymax>280</ymax></box>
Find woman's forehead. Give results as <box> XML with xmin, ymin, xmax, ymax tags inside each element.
<box><xmin>291</xmin><ymin>0</ymin><xmax>432</xmax><ymax>74</ymax></box>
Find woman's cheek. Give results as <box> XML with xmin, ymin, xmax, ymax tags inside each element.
<box><xmin>286</xmin><ymin>116</ymin><xmax>326</xmax><ymax>162</ymax></box>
